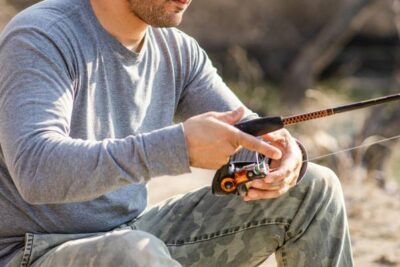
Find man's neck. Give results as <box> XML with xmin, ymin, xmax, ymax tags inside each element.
<box><xmin>90</xmin><ymin>0</ymin><xmax>148</xmax><ymax>52</ymax></box>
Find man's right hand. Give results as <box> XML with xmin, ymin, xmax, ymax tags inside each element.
<box><xmin>182</xmin><ymin>107</ymin><xmax>282</xmax><ymax>169</ymax></box>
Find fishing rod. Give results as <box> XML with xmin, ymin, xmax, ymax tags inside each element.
<box><xmin>212</xmin><ymin>93</ymin><xmax>400</xmax><ymax>196</ymax></box>
<box><xmin>235</xmin><ymin>93</ymin><xmax>400</xmax><ymax>136</ymax></box>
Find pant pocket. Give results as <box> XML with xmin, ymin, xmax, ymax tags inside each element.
<box><xmin>20</xmin><ymin>232</ymin><xmax>101</xmax><ymax>267</ymax></box>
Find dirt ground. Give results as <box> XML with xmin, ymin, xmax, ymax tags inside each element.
<box><xmin>148</xmin><ymin>168</ymin><xmax>400</xmax><ymax>267</ymax></box>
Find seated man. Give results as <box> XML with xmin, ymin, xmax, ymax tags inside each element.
<box><xmin>0</xmin><ymin>0</ymin><xmax>353</xmax><ymax>266</ymax></box>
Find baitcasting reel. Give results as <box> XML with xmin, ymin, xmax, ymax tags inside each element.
<box><xmin>212</xmin><ymin>151</ymin><xmax>270</xmax><ymax>196</ymax></box>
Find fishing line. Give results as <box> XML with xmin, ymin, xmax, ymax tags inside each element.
<box><xmin>306</xmin><ymin>134</ymin><xmax>400</xmax><ymax>162</ymax></box>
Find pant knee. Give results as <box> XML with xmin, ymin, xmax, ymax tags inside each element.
<box><xmin>105</xmin><ymin>230</ymin><xmax>168</xmax><ymax>255</ymax></box>
<box><xmin>302</xmin><ymin>163</ymin><xmax>342</xmax><ymax>192</ymax></box>
<box><xmin>93</xmin><ymin>230</ymin><xmax>180</xmax><ymax>267</ymax></box>
<box><xmin>34</xmin><ymin>229</ymin><xmax>181</xmax><ymax>267</ymax></box>
<box><xmin>299</xmin><ymin>163</ymin><xmax>346</xmax><ymax>212</ymax></box>
<box><xmin>284</xmin><ymin>163</ymin><xmax>349</xmax><ymax>242</ymax></box>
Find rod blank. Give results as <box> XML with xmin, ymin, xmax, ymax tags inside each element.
<box><xmin>282</xmin><ymin>93</ymin><xmax>400</xmax><ymax>126</ymax></box>
<box><xmin>235</xmin><ymin>93</ymin><xmax>400</xmax><ymax>136</ymax></box>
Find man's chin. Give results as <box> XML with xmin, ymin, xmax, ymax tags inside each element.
<box><xmin>151</xmin><ymin>16</ymin><xmax>183</xmax><ymax>28</ymax></box>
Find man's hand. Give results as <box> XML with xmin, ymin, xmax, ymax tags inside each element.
<box><xmin>243</xmin><ymin>129</ymin><xmax>303</xmax><ymax>201</ymax></box>
<box><xmin>183</xmin><ymin>107</ymin><xmax>282</xmax><ymax>169</ymax></box>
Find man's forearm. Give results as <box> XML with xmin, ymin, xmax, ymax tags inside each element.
<box><xmin>3</xmin><ymin>124</ymin><xmax>190</xmax><ymax>205</ymax></box>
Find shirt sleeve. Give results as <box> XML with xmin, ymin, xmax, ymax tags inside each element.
<box><xmin>0</xmin><ymin>28</ymin><xmax>190</xmax><ymax>205</ymax></box>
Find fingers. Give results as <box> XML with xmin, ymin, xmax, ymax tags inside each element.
<box><xmin>250</xmin><ymin>174</ymin><xmax>295</xmax><ymax>190</ymax></box>
<box><xmin>214</xmin><ymin>106</ymin><xmax>245</xmax><ymax>125</ymax></box>
<box><xmin>242</xmin><ymin>129</ymin><xmax>303</xmax><ymax>201</ymax></box>
<box><xmin>261</xmin><ymin>129</ymin><xmax>302</xmax><ymax>183</ymax></box>
<box><xmin>235</xmin><ymin>130</ymin><xmax>282</xmax><ymax>160</ymax></box>
<box><xmin>262</xmin><ymin>129</ymin><xmax>293</xmax><ymax>152</ymax></box>
<box><xmin>212</xmin><ymin>109</ymin><xmax>283</xmax><ymax>160</ymax></box>
<box><xmin>242</xmin><ymin>186</ymin><xmax>291</xmax><ymax>201</ymax></box>
<box><xmin>262</xmin><ymin>128</ymin><xmax>291</xmax><ymax>143</ymax></box>
<box><xmin>265</xmin><ymin>160</ymin><xmax>301</xmax><ymax>183</ymax></box>
<box><xmin>243</xmin><ymin>175</ymin><xmax>295</xmax><ymax>201</ymax></box>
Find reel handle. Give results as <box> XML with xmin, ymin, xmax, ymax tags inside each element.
<box><xmin>212</xmin><ymin>159</ymin><xmax>270</xmax><ymax>196</ymax></box>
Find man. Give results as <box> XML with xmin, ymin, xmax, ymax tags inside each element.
<box><xmin>0</xmin><ymin>0</ymin><xmax>353</xmax><ymax>266</ymax></box>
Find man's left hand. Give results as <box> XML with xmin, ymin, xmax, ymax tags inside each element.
<box><xmin>243</xmin><ymin>129</ymin><xmax>302</xmax><ymax>201</ymax></box>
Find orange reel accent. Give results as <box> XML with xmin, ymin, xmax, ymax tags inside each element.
<box><xmin>220</xmin><ymin>178</ymin><xmax>237</xmax><ymax>193</ymax></box>
<box><xmin>234</xmin><ymin>170</ymin><xmax>249</xmax><ymax>185</ymax></box>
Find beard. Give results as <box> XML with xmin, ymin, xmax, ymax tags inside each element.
<box><xmin>127</xmin><ymin>0</ymin><xmax>187</xmax><ymax>28</ymax></box>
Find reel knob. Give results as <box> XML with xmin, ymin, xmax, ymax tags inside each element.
<box><xmin>220</xmin><ymin>178</ymin><xmax>237</xmax><ymax>193</ymax></box>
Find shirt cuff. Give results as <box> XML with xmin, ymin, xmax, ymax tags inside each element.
<box><xmin>295</xmin><ymin>139</ymin><xmax>308</xmax><ymax>184</ymax></box>
<box><xmin>143</xmin><ymin>123</ymin><xmax>191</xmax><ymax>177</ymax></box>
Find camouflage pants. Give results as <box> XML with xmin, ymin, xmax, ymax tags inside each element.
<box><xmin>7</xmin><ymin>163</ymin><xmax>354</xmax><ymax>267</ymax></box>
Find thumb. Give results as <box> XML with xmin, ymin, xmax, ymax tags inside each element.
<box><xmin>215</xmin><ymin>106</ymin><xmax>245</xmax><ymax>125</ymax></box>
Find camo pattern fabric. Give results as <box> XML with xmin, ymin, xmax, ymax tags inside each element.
<box><xmin>6</xmin><ymin>163</ymin><xmax>353</xmax><ymax>267</ymax></box>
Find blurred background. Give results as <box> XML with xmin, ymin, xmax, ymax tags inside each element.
<box><xmin>1</xmin><ymin>0</ymin><xmax>400</xmax><ymax>266</ymax></box>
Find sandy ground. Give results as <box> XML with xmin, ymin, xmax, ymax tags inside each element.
<box><xmin>148</xmin><ymin>168</ymin><xmax>400</xmax><ymax>267</ymax></box>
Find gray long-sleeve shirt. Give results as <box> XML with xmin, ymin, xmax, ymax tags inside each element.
<box><xmin>0</xmin><ymin>0</ymin><xmax>254</xmax><ymax>264</ymax></box>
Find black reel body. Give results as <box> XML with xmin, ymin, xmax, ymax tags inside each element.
<box><xmin>212</xmin><ymin>153</ymin><xmax>270</xmax><ymax>196</ymax></box>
